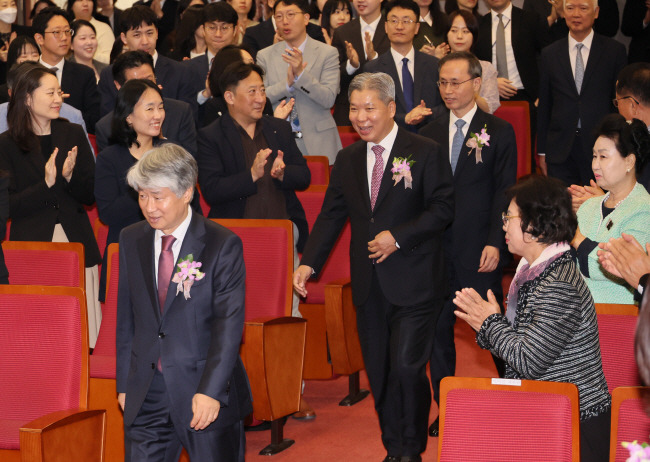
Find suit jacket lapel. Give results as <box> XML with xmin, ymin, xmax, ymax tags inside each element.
<box><xmin>352</xmin><ymin>141</ymin><xmax>372</xmax><ymax>213</ymax></box>
<box><xmin>162</xmin><ymin>213</ymin><xmax>206</xmax><ymax>315</ymax></box>
<box><xmin>137</xmin><ymin>226</ymin><xmax>161</xmax><ymax>323</ymax></box>
<box><xmin>374</xmin><ymin>129</ymin><xmax>411</xmax><ymax>211</ymax></box>
<box><xmin>455</xmin><ymin>109</ymin><xmax>487</xmax><ymax>178</ymax></box>
<box><xmin>350</xmin><ymin>19</ymin><xmax>365</xmax><ymax>66</ymax></box>
<box><xmin>559</xmin><ymin>38</ymin><xmax>578</xmax><ymax>95</ymax></box>
<box><xmin>222</xmin><ymin>114</ymin><xmax>247</xmax><ymax>172</ymax></box>
<box><xmin>383</xmin><ymin>55</ymin><xmax>407</xmax><ymax>113</ymax></box>
<box><xmin>582</xmin><ymin>34</ymin><xmax>602</xmax><ymax>91</ymax></box>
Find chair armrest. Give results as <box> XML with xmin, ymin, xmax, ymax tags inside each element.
<box><xmin>324</xmin><ymin>278</ymin><xmax>365</xmax><ymax>375</ymax></box>
<box><xmin>241</xmin><ymin>317</ymin><xmax>307</xmax><ymax>421</ymax></box>
<box><xmin>20</xmin><ymin>409</ymin><xmax>106</xmax><ymax>462</ymax></box>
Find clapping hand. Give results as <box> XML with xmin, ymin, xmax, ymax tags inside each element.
<box><xmin>453</xmin><ymin>288</ymin><xmax>500</xmax><ymax>332</ymax></box>
<box><xmin>405</xmin><ymin>100</ymin><xmax>432</xmax><ymax>125</ymax></box>
<box><xmin>598</xmin><ymin>233</ymin><xmax>650</xmax><ymax>288</ymax></box>
<box><xmin>251</xmin><ymin>148</ymin><xmax>272</xmax><ymax>182</ymax></box>
<box><xmin>345</xmin><ymin>40</ymin><xmax>360</xmax><ymax>68</ymax></box>
<box><xmin>274</xmin><ymin>98</ymin><xmax>295</xmax><ymax>120</ymax></box>
<box><xmin>45</xmin><ymin>147</ymin><xmax>58</xmax><ymax>188</ymax></box>
<box><xmin>568</xmin><ymin>180</ymin><xmax>604</xmax><ymax>212</ymax></box>
<box><xmin>61</xmin><ymin>146</ymin><xmax>77</xmax><ymax>183</ymax></box>
<box><xmin>364</xmin><ymin>31</ymin><xmax>376</xmax><ymax>60</ymax></box>
<box><xmin>270</xmin><ymin>150</ymin><xmax>285</xmax><ymax>181</ymax></box>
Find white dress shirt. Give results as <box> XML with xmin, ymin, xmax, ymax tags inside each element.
<box><xmin>154</xmin><ymin>206</ymin><xmax>193</xmax><ymax>284</ymax></box>
<box><xmin>390</xmin><ymin>46</ymin><xmax>415</xmax><ymax>90</ymax></box>
<box><xmin>421</xmin><ymin>12</ymin><xmax>432</xmax><ymax>27</ymax></box>
<box><xmin>40</xmin><ymin>56</ymin><xmax>64</xmax><ymax>84</ymax></box>
<box><xmin>448</xmin><ymin>103</ymin><xmax>478</xmax><ymax>163</ymax></box>
<box><xmin>346</xmin><ymin>14</ymin><xmax>382</xmax><ymax>74</ymax></box>
<box><xmin>568</xmin><ymin>29</ymin><xmax>594</xmax><ymax>78</ymax></box>
<box><xmin>490</xmin><ymin>4</ymin><xmax>524</xmax><ymax>90</ymax></box>
<box><xmin>366</xmin><ymin>122</ymin><xmax>398</xmax><ymax>196</ymax></box>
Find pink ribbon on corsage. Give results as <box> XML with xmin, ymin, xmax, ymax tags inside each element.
<box><xmin>466</xmin><ymin>125</ymin><xmax>490</xmax><ymax>164</ymax></box>
<box><xmin>391</xmin><ymin>155</ymin><xmax>415</xmax><ymax>189</ymax></box>
<box><xmin>171</xmin><ymin>255</ymin><xmax>205</xmax><ymax>300</ymax></box>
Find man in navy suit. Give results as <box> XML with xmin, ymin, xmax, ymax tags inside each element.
<box><xmin>419</xmin><ymin>51</ymin><xmax>517</xmax><ymax>437</ymax></box>
<box><xmin>94</xmin><ymin>51</ymin><xmax>197</xmax><ymax>157</ymax></box>
<box><xmin>294</xmin><ymin>72</ymin><xmax>454</xmax><ymax>462</ymax></box>
<box><xmin>33</xmin><ymin>7</ymin><xmax>100</xmax><ymax>133</ymax></box>
<box><xmin>97</xmin><ymin>5</ymin><xmax>195</xmax><ymax>117</ymax></box>
<box><xmin>364</xmin><ymin>0</ymin><xmax>441</xmax><ymax>131</ymax></box>
<box><xmin>116</xmin><ymin>144</ymin><xmax>252</xmax><ymax>461</ymax></box>
<box><xmin>537</xmin><ymin>0</ymin><xmax>626</xmax><ymax>184</ymax></box>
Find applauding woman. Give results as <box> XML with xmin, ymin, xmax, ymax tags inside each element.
<box><xmin>0</xmin><ymin>63</ymin><xmax>101</xmax><ymax>344</ymax></box>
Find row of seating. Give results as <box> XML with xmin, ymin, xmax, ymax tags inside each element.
<box><xmin>437</xmin><ymin>378</ymin><xmax>650</xmax><ymax>462</ymax></box>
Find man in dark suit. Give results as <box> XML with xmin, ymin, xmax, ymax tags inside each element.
<box><xmin>419</xmin><ymin>51</ymin><xmax>517</xmax><ymax>437</ymax></box>
<box><xmin>0</xmin><ymin>170</ymin><xmax>8</xmax><ymax>284</ymax></box>
<box><xmin>94</xmin><ymin>51</ymin><xmax>197</xmax><ymax>157</ymax></box>
<box><xmin>116</xmin><ymin>144</ymin><xmax>252</xmax><ymax>461</ymax></box>
<box><xmin>294</xmin><ymin>72</ymin><xmax>454</xmax><ymax>462</ymax></box>
<box><xmin>364</xmin><ymin>0</ymin><xmax>441</xmax><ymax>131</ymax></box>
<box><xmin>33</xmin><ymin>7</ymin><xmax>100</xmax><ymax>133</ymax></box>
<box><xmin>331</xmin><ymin>0</ymin><xmax>391</xmax><ymax>125</ymax></box>
<box><xmin>135</xmin><ymin>0</ymin><xmax>178</xmax><ymax>54</ymax></box>
<box><xmin>97</xmin><ymin>5</ymin><xmax>195</xmax><ymax>117</ymax></box>
<box><xmin>537</xmin><ymin>0</ymin><xmax>627</xmax><ymax>185</ymax></box>
<box><xmin>243</xmin><ymin>0</ymin><xmax>326</xmax><ymax>59</ymax></box>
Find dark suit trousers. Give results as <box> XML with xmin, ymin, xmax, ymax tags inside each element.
<box><xmin>356</xmin><ymin>269</ymin><xmax>442</xmax><ymax>457</ymax></box>
<box><xmin>430</xmin><ymin>263</ymin><xmax>504</xmax><ymax>404</ymax></box>
<box><xmin>547</xmin><ymin>129</ymin><xmax>594</xmax><ymax>186</ymax></box>
<box><xmin>124</xmin><ymin>370</ymin><xmax>245</xmax><ymax>462</ymax></box>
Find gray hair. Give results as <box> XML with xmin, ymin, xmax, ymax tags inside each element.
<box><xmin>126</xmin><ymin>143</ymin><xmax>198</xmax><ymax>197</ymax></box>
<box><xmin>348</xmin><ymin>72</ymin><xmax>395</xmax><ymax>105</ymax></box>
<box><xmin>439</xmin><ymin>51</ymin><xmax>482</xmax><ymax>79</ymax></box>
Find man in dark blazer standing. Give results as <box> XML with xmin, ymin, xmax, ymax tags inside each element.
<box><xmin>419</xmin><ymin>51</ymin><xmax>517</xmax><ymax>437</ymax></box>
<box><xmin>33</xmin><ymin>7</ymin><xmax>100</xmax><ymax>134</ymax></box>
<box><xmin>537</xmin><ymin>0</ymin><xmax>626</xmax><ymax>185</ymax></box>
<box><xmin>243</xmin><ymin>0</ymin><xmax>326</xmax><ymax>59</ymax></box>
<box><xmin>94</xmin><ymin>51</ymin><xmax>197</xmax><ymax>157</ymax></box>
<box><xmin>97</xmin><ymin>5</ymin><xmax>195</xmax><ymax>117</ymax></box>
<box><xmin>116</xmin><ymin>144</ymin><xmax>252</xmax><ymax>461</ymax></box>
<box><xmin>331</xmin><ymin>0</ymin><xmax>391</xmax><ymax>125</ymax></box>
<box><xmin>364</xmin><ymin>0</ymin><xmax>441</xmax><ymax>131</ymax></box>
<box><xmin>294</xmin><ymin>72</ymin><xmax>454</xmax><ymax>462</ymax></box>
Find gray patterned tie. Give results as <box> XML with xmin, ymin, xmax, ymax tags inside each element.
<box><xmin>496</xmin><ymin>14</ymin><xmax>508</xmax><ymax>79</ymax></box>
<box><xmin>574</xmin><ymin>43</ymin><xmax>585</xmax><ymax>94</ymax></box>
<box><xmin>451</xmin><ymin>119</ymin><xmax>466</xmax><ymax>173</ymax></box>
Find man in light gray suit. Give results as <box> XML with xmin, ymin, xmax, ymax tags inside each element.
<box><xmin>256</xmin><ymin>0</ymin><xmax>342</xmax><ymax>164</ymax></box>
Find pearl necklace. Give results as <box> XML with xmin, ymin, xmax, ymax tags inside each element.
<box><xmin>603</xmin><ymin>182</ymin><xmax>638</xmax><ymax>209</ymax></box>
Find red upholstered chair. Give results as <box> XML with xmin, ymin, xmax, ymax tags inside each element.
<box><xmin>297</xmin><ymin>185</ymin><xmax>368</xmax><ymax>404</ymax></box>
<box><xmin>214</xmin><ymin>219</ymin><xmax>307</xmax><ymax>456</ymax></box>
<box><xmin>595</xmin><ymin>303</ymin><xmax>640</xmax><ymax>393</ymax></box>
<box><xmin>494</xmin><ymin>101</ymin><xmax>532</xmax><ymax>178</ymax></box>
<box><xmin>610</xmin><ymin>387</ymin><xmax>650</xmax><ymax>462</ymax></box>
<box><xmin>0</xmin><ymin>285</ymin><xmax>106</xmax><ymax>462</ymax></box>
<box><xmin>338</xmin><ymin>126</ymin><xmax>361</xmax><ymax>148</ymax></box>
<box><xmin>93</xmin><ymin>218</ymin><xmax>109</xmax><ymax>259</ymax></box>
<box><xmin>2</xmin><ymin>241</ymin><xmax>85</xmax><ymax>289</ymax></box>
<box><xmin>88</xmin><ymin>134</ymin><xmax>98</xmax><ymax>157</ymax></box>
<box><xmin>305</xmin><ymin>156</ymin><xmax>330</xmax><ymax>185</ymax></box>
<box><xmin>89</xmin><ymin>243</ymin><xmax>123</xmax><ymax>462</ymax></box>
<box><xmin>197</xmin><ymin>184</ymin><xmax>211</xmax><ymax>217</ymax></box>
<box><xmin>85</xmin><ymin>204</ymin><xmax>99</xmax><ymax>229</ymax></box>
<box><xmin>438</xmin><ymin>377</ymin><xmax>580</xmax><ymax>462</ymax></box>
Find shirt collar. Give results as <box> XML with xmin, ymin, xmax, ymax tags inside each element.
<box><xmin>152</xmin><ymin>50</ymin><xmax>159</xmax><ymax>67</ymax></box>
<box><xmin>491</xmin><ymin>3</ymin><xmax>513</xmax><ymax>21</ymax></box>
<box><xmin>154</xmin><ymin>205</ymin><xmax>193</xmax><ymax>244</ymax></box>
<box><xmin>390</xmin><ymin>45</ymin><xmax>415</xmax><ymax>64</ymax></box>
<box><xmin>369</xmin><ymin>122</ymin><xmax>398</xmax><ymax>153</ymax></box>
<box><xmin>360</xmin><ymin>14</ymin><xmax>381</xmax><ymax>33</ymax></box>
<box><xmin>568</xmin><ymin>28</ymin><xmax>594</xmax><ymax>50</ymax></box>
<box><xmin>449</xmin><ymin>103</ymin><xmax>478</xmax><ymax>129</ymax></box>
<box><xmin>40</xmin><ymin>56</ymin><xmax>65</xmax><ymax>71</ymax></box>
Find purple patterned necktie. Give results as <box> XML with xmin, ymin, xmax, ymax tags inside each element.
<box><xmin>157</xmin><ymin>235</ymin><xmax>176</xmax><ymax>313</ymax></box>
<box><xmin>370</xmin><ymin>145</ymin><xmax>385</xmax><ymax>210</ymax></box>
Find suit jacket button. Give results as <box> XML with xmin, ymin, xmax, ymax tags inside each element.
<box><xmin>151</xmin><ymin>363</ymin><xmax>155</xmax><ymax>369</ymax></box>
<box><xmin>158</xmin><ymin>332</ymin><xmax>165</xmax><ymax>338</ymax></box>
<box><xmin>370</xmin><ymin>218</ymin><xmax>375</xmax><ymax>223</ymax></box>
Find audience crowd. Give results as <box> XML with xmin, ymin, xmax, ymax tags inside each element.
<box><xmin>1</xmin><ymin>0</ymin><xmax>649</xmax><ymax>460</ymax></box>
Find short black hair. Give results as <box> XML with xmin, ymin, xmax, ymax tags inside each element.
<box><xmin>110</xmin><ymin>79</ymin><xmax>163</xmax><ymax>148</ymax></box>
<box><xmin>7</xmin><ymin>36</ymin><xmax>40</xmax><ymax>72</ymax></box>
<box><xmin>30</xmin><ymin>0</ymin><xmax>56</xmax><ymax>19</ymax></box>
<box><xmin>273</xmin><ymin>0</ymin><xmax>309</xmax><ymax>15</ymax></box>
<box><xmin>446</xmin><ymin>10</ymin><xmax>479</xmax><ymax>54</ymax></box>
<box><xmin>595</xmin><ymin>113</ymin><xmax>650</xmax><ymax>176</ymax></box>
<box><xmin>219</xmin><ymin>61</ymin><xmax>264</xmax><ymax>95</ymax></box>
<box><xmin>439</xmin><ymin>50</ymin><xmax>482</xmax><ymax>78</ymax></box>
<box><xmin>384</xmin><ymin>0</ymin><xmax>420</xmax><ymax>21</ymax></box>
<box><xmin>32</xmin><ymin>7</ymin><xmax>71</xmax><ymax>36</ymax></box>
<box><xmin>506</xmin><ymin>175</ymin><xmax>577</xmax><ymax>245</ymax></box>
<box><xmin>616</xmin><ymin>63</ymin><xmax>650</xmax><ymax>107</ymax></box>
<box><xmin>118</xmin><ymin>5</ymin><xmax>158</xmax><ymax>35</ymax></box>
<box><xmin>203</xmin><ymin>2</ymin><xmax>238</xmax><ymax>26</ymax></box>
<box><xmin>112</xmin><ymin>50</ymin><xmax>155</xmax><ymax>86</ymax></box>
<box><xmin>209</xmin><ymin>45</ymin><xmax>248</xmax><ymax>96</ymax></box>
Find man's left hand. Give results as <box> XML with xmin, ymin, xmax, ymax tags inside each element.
<box><xmin>283</xmin><ymin>47</ymin><xmax>306</xmax><ymax>80</ymax></box>
<box><xmin>190</xmin><ymin>393</ymin><xmax>221</xmax><ymax>430</ymax></box>
<box><xmin>478</xmin><ymin>245</ymin><xmax>499</xmax><ymax>273</ymax></box>
<box><xmin>271</xmin><ymin>150</ymin><xmax>285</xmax><ymax>181</ymax></box>
<box><xmin>453</xmin><ymin>288</ymin><xmax>500</xmax><ymax>332</ymax></box>
<box><xmin>368</xmin><ymin>230</ymin><xmax>398</xmax><ymax>263</ymax></box>
<box><xmin>405</xmin><ymin>100</ymin><xmax>432</xmax><ymax>125</ymax></box>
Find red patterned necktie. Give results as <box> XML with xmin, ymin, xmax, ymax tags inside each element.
<box><xmin>157</xmin><ymin>235</ymin><xmax>176</xmax><ymax>313</ymax></box>
<box><xmin>370</xmin><ymin>145</ymin><xmax>385</xmax><ymax>211</ymax></box>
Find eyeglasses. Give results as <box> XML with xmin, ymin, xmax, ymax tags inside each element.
<box><xmin>44</xmin><ymin>29</ymin><xmax>74</xmax><ymax>38</ymax></box>
<box><xmin>436</xmin><ymin>77</ymin><xmax>474</xmax><ymax>89</ymax></box>
<box><xmin>274</xmin><ymin>10</ymin><xmax>303</xmax><ymax>22</ymax></box>
<box><xmin>613</xmin><ymin>95</ymin><xmax>640</xmax><ymax>108</ymax></box>
<box><xmin>501</xmin><ymin>212</ymin><xmax>520</xmax><ymax>225</ymax></box>
<box><xmin>204</xmin><ymin>23</ymin><xmax>234</xmax><ymax>33</ymax></box>
<box><xmin>386</xmin><ymin>17</ymin><xmax>416</xmax><ymax>25</ymax></box>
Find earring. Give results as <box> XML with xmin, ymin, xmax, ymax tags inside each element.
<box><xmin>627</xmin><ymin>168</ymin><xmax>631</xmax><ymax>173</ymax></box>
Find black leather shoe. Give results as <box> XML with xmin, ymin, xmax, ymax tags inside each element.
<box><xmin>382</xmin><ymin>456</ymin><xmax>401</xmax><ymax>462</ymax></box>
<box><xmin>428</xmin><ymin>417</ymin><xmax>440</xmax><ymax>437</ymax></box>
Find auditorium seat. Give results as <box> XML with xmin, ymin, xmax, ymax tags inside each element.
<box><xmin>338</xmin><ymin>126</ymin><xmax>361</xmax><ymax>148</ymax></box>
<box><xmin>305</xmin><ymin>155</ymin><xmax>330</xmax><ymax>185</ymax></box>
<box><xmin>610</xmin><ymin>387</ymin><xmax>650</xmax><ymax>462</ymax></box>
<box><xmin>494</xmin><ymin>101</ymin><xmax>532</xmax><ymax>178</ymax></box>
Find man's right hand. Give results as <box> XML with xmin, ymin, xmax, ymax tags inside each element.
<box><xmin>345</xmin><ymin>41</ymin><xmax>360</xmax><ymax>69</ymax></box>
<box><xmin>497</xmin><ymin>78</ymin><xmax>517</xmax><ymax>99</ymax></box>
<box><xmin>118</xmin><ymin>393</ymin><xmax>125</xmax><ymax>411</ymax></box>
<box><xmin>251</xmin><ymin>148</ymin><xmax>272</xmax><ymax>182</ymax></box>
<box><xmin>293</xmin><ymin>265</ymin><xmax>313</xmax><ymax>297</ymax></box>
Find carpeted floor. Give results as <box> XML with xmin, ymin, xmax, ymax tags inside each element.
<box><xmin>244</xmin><ymin>320</ymin><xmax>499</xmax><ymax>461</ymax></box>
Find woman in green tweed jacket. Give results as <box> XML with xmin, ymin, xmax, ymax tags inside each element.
<box><xmin>573</xmin><ymin>115</ymin><xmax>650</xmax><ymax>304</ymax></box>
